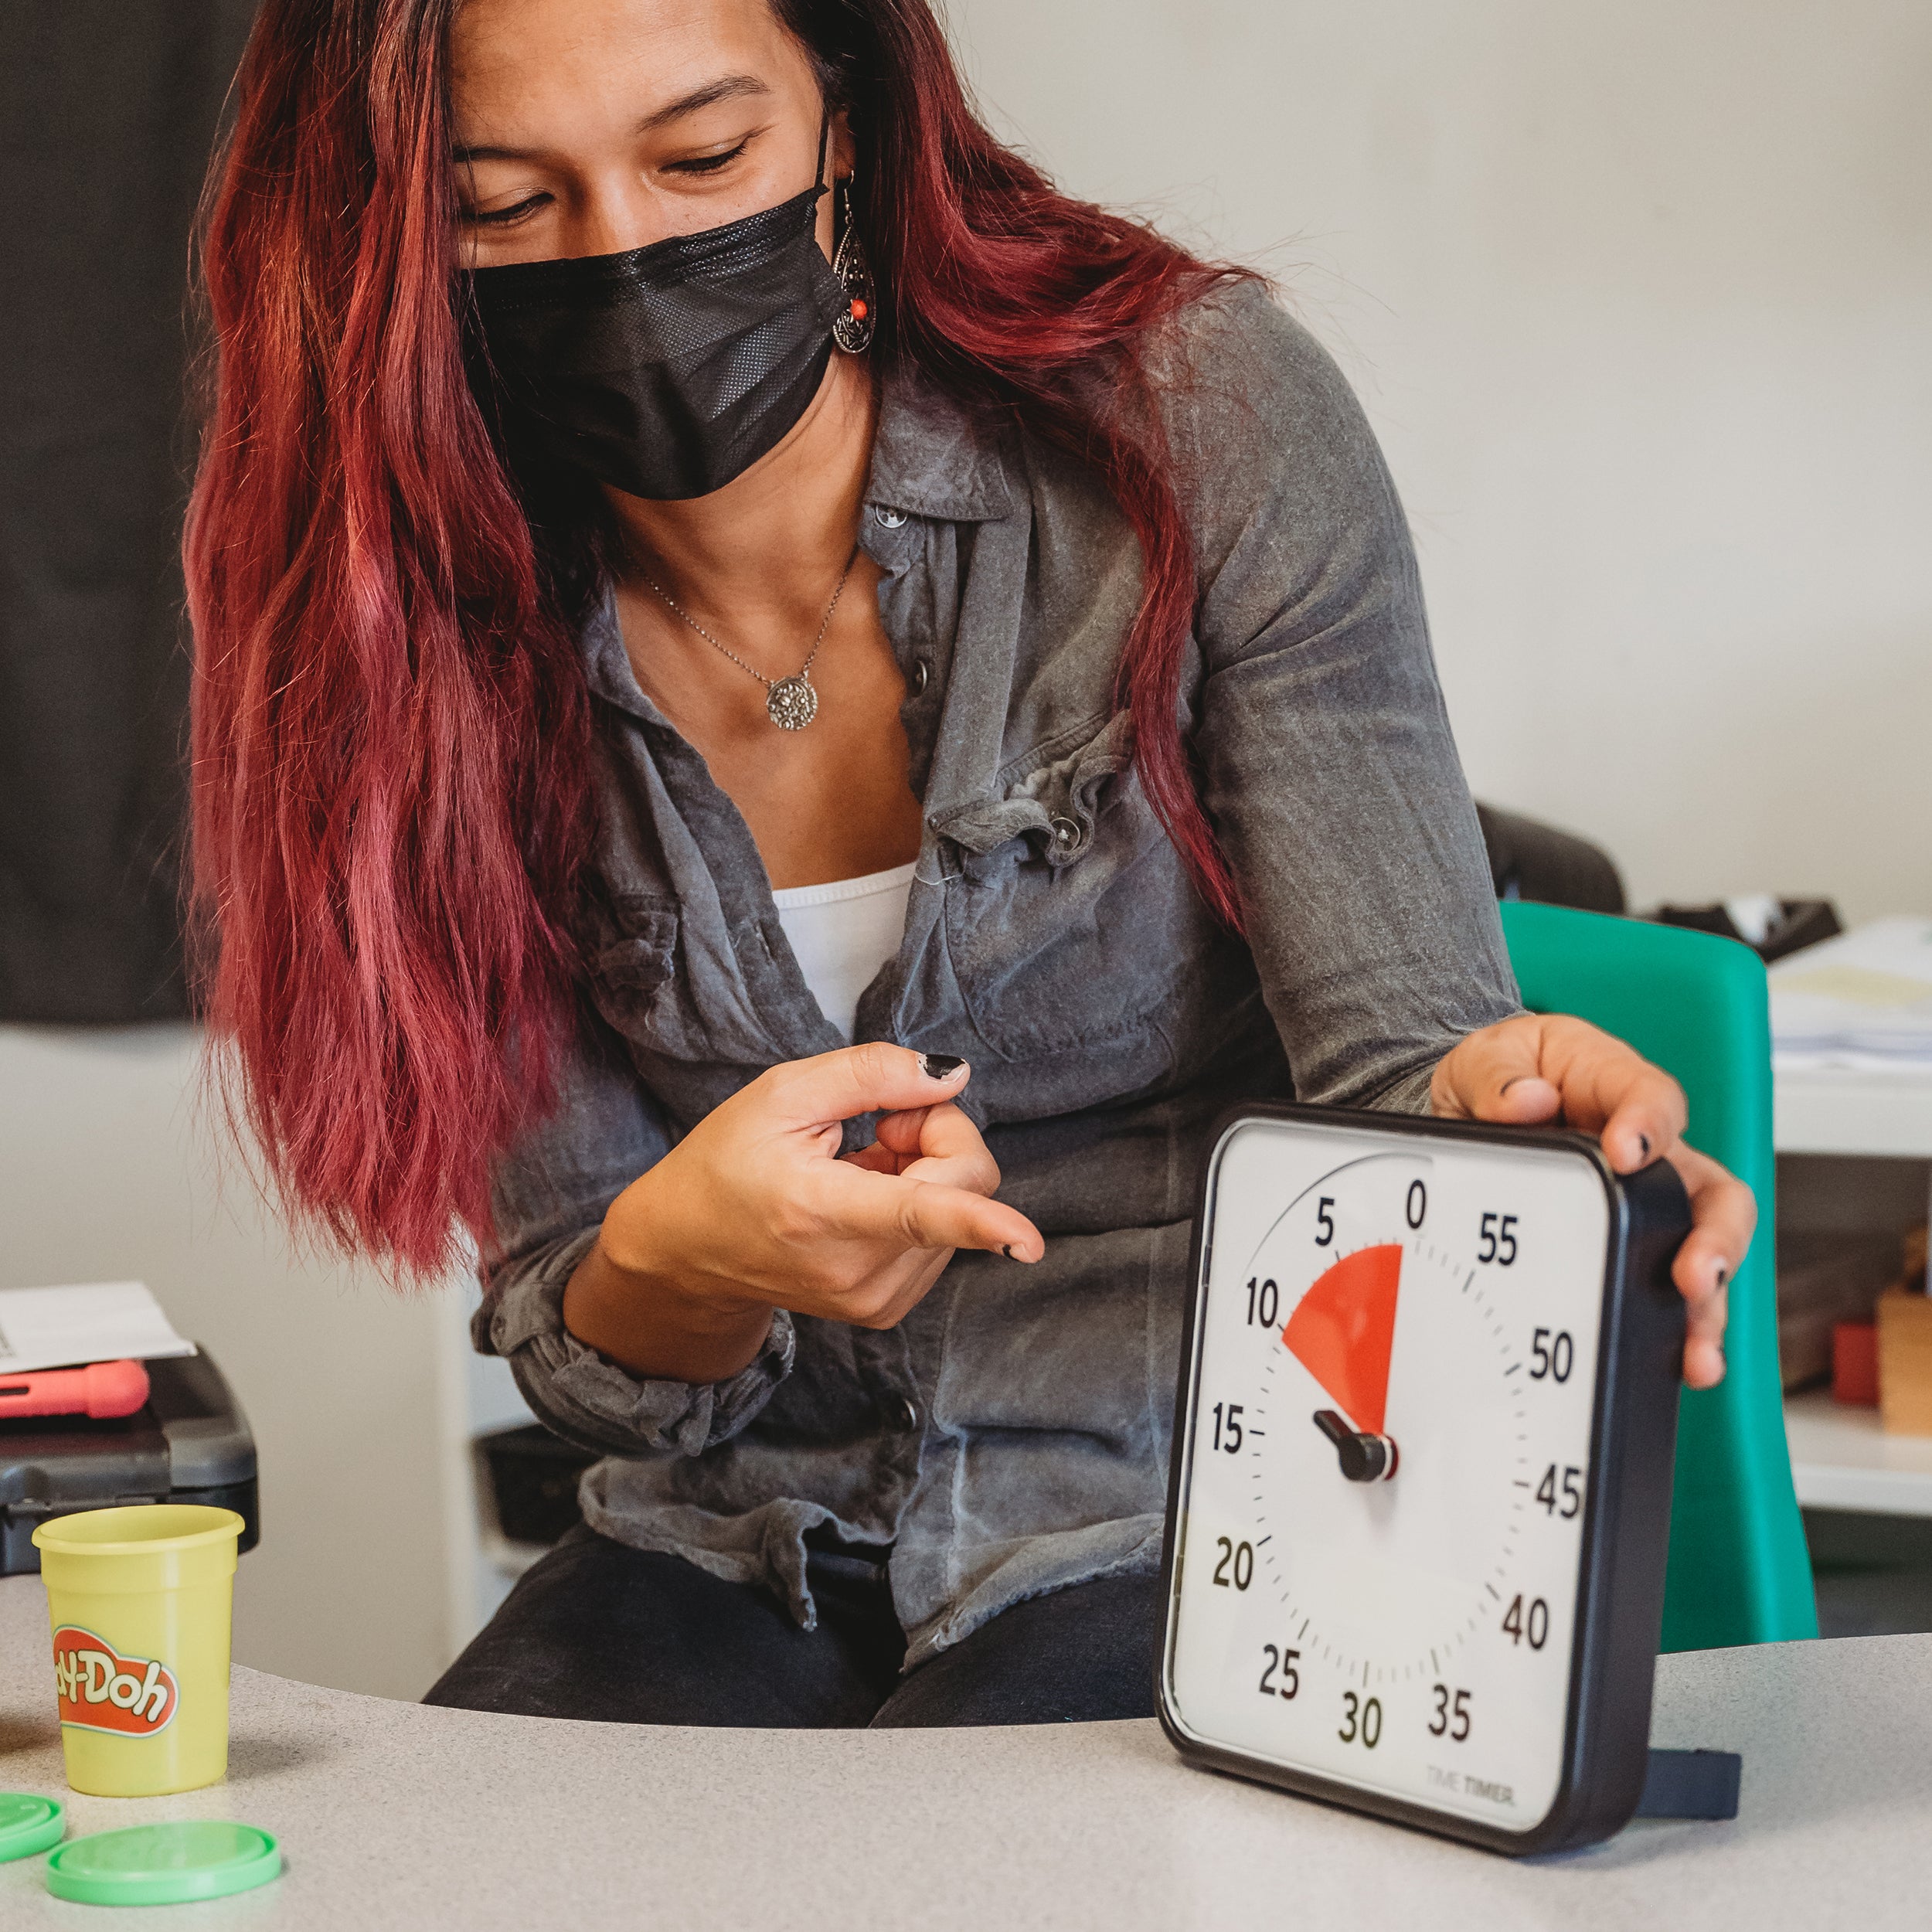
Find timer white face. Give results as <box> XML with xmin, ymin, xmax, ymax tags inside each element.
<box><xmin>1162</xmin><ymin>1113</ymin><xmax>1622</xmax><ymax>1838</ymax></box>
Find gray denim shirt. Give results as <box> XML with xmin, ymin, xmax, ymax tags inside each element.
<box><xmin>472</xmin><ymin>285</ymin><xmax>1520</xmax><ymax>1666</ymax></box>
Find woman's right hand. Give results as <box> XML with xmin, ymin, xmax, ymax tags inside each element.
<box><xmin>560</xmin><ymin>1045</ymin><xmax>1043</xmax><ymax>1383</ymax></box>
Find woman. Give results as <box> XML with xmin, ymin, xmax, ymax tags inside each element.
<box><xmin>187</xmin><ymin>0</ymin><xmax>1748</xmax><ymax>1727</ymax></box>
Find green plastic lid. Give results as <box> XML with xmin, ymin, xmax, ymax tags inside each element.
<box><xmin>0</xmin><ymin>1793</ymin><xmax>63</xmax><ymax>1862</ymax></box>
<box><xmin>44</xmin><ymin>1821</ymin><xmax>281</xmax><ymax>1906</ymax></box>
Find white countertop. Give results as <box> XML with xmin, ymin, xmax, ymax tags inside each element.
<box><xmin>1787</xmin><ymin>1388</ymin><xmax>1932</xmax><ymax>1515</ymax></box>
<box><xmin>3</xmin><ymin>1577</ymin><xmax>1931</xmax><ymax>1929</ymax></box>
<box><xmin>1774</xmin><ymin>1064</ymin><xmax>1932</xmax><ymax>1158</ymax></box>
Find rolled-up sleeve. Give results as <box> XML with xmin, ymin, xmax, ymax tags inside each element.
<box><xmin>475</xmin><ymin>1015</ymin><xmax>794</xmax><ymax>1457</ymax></box>
<box><xmin>1172</xmin><ymin>288</ymin><xmax>1523</xmax><ymax>1113</ymax></box>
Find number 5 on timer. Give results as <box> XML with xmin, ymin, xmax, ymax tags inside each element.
<box><xmin>1158</xmin><ymin>1102</ymin><xmax>1739</xmax><ymax>1854</ymax></box>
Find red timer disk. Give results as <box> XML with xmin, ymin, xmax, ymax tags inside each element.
<box><xmin>1282</xmin><ymin>1243</ymin><xmax>1403</xmax><ymax>1438</ymax></box>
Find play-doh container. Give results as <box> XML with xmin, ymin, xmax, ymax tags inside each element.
<box><xmin>31</xmin><ymin>1504</ymin><xmax>243</xmax><ymax>1797</ymax></box>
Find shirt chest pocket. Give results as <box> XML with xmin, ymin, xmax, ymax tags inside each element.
<box><xmin>584</xmin><ymin>893</ymin><xmax>777</xmax><ymax>1073</ymax></box>
<box><xmin>932</xmin><ymin>711</ymin><xmax>1211</xmax><ymax>1057</ymax></box>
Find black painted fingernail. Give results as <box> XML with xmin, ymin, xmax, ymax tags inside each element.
<box><xmin>919</xmin><ymin>1053</ymin><xmax>967</xmax><ymax>1080</ymax></box>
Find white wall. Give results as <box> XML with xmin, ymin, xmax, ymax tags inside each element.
<box><xmin>0</xmin><ymin>1025</ymin><xmax>470</xmax><ymax>1700</ymax></box>
<box><xmin>952</xmin><ymin>0</ymin><xmax>1932</xmax><ymax>922</ymax></box>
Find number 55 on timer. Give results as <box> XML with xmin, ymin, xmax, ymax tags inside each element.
<box><xmin>1158</xmin><ymin>1103</ymin><xmax>1724</xmax><ymax>1855</ymax></box>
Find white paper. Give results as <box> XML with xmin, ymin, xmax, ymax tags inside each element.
<box><xmin>0</xmin><ymin>1282</ymin><xmax>197</xmax><ymax>1375</ymax></box>
<box><xmin>1770</xmin><ymin>918</ymin><xmax>1932</xmax><ymax>1070</ymax></box>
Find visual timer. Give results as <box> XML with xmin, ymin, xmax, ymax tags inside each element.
<box><xmin>1157</xmin><ymin>1104</ymin><xmax>1692</xmax><ymax>1855</ymax></box>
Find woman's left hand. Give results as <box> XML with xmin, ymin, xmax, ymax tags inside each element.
<box><xmin>1430</xmin><ymin>1013</ymin><xmax>1753</xmax><ymax>1390</ymax></box>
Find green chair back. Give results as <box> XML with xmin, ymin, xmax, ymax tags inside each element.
<box><xmin>1499</xmin><ymin>899</ymin><xmax>1817</xmax><ymax>1650</ymax></box>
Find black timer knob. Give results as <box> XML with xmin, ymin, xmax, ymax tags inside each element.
<box><xmin>1313</xmin><ymin>1409</ymin><xmax>1400</xmax><ymax>1482</ymax></box>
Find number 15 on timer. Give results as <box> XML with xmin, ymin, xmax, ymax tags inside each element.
<box><xmin>1157</xmin><ymin>1102</ymin><xmax>1693</xmax><ymax>1855</ymax></box>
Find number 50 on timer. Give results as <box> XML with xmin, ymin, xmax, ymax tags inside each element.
<box><xmin>1158</xmin><ymin>1103</ymin><xmax>1693</xmax><ymax>1855</ymax></box>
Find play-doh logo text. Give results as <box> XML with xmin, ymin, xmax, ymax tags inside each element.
<box><xmin>51</xmin><ymin>1626</ymin><xmax>178</xmax><ymax>1736</ymax></box>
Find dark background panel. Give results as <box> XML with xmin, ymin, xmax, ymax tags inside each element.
<box><xmin>0</xmin><ymin>0</ymin><xmax>258</xmax><ymax>1022</ymax></box>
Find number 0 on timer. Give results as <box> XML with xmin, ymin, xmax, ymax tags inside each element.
<box><xmin>1158</xmin><ymin>1103</ymin><xmax>1697</xmax><ymax>1854</ymax></box>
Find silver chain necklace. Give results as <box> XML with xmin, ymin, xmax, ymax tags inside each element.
<box><xmin>638</xmin><ymin>546</ymin><xmax>859</xmax><ymax>732</ymax></box>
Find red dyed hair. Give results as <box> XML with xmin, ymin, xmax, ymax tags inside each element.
<box><xmin>187</xmin><ymin>0</ymin><xmax>1249</xmax><ymax>1275</ymax></box>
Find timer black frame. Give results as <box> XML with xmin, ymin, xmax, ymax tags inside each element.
<box><xmin>1155</xmin><ymin>1101</ymin><xmax>1693</xmax><ymax>1857</ymax></box>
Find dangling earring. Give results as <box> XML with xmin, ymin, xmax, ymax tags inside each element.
<box><xmin>832</xmin><ymin>177</ymin><xmax>876</xmax><ymax>355</ymax></box>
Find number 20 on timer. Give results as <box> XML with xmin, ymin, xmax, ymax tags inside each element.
<box><xmin>1158</xmin><ymin>1103</ymin><xmax>1693</xmax><ymax>1855</ymax></box>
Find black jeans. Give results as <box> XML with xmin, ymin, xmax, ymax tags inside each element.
<box><xmin>425</xmin><ymin>1525</ymin><xmax>1162</xmax><ymax>1727</ymax></box>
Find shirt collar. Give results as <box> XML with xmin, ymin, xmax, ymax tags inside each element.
<box><xmin>580</xmin><ymin>582</ymin><xmax>666</xmax><ymax>727</ymax></box>
<box><xmin>863</xmin><ymin>360</ymin><xmax>1012</xmax><ymax>524</ymax></box>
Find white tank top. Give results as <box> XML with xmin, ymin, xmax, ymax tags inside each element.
<box><xmin>770</xmin><ymin>861</ymin><xmax>918</xmax><ymax>1042</ymax></box>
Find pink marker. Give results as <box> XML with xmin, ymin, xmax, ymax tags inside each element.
<box><xmin>0</xmin><ymin>1359</ymin><xmax>151</xmax><ymax>1420</ymax></box>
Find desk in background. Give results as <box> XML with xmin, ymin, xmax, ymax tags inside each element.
<box><xmin>1777</xmin><ymin>1061</ymin><xmax>1932</xmax><ymax>1517</ymax></box>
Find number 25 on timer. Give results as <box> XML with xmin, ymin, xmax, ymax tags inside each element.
<box><xmin>1157</xmin><ymin>1102</ymin><xmax>1692</xmax><ymax>1855</ymax></box>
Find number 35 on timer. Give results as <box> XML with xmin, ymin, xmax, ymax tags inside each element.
<box><xmin>1158</xmin><ymin>1103</ymin><xmax>1693</xmax><ymax>1855</ymax></box>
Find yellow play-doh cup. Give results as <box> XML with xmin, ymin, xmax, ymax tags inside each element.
<box><xmin>32</xmin><ymin>1505</ymin><xmax>243</xmax><ymax>1798</ymax></box>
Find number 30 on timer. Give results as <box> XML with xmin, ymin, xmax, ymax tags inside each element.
<box><xmin>1157</xmin><ymin>1102</ymin><xmax>1693</xmax><ymax>1855</ymax></box>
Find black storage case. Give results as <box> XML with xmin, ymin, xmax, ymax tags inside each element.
<box><xmin>478</xmin><ymin>1423</ymin><xmax>595</xmax><ymax>1548</ymax></box>
<box><xmin>0</xmin><ymin>1349</ymin><xmax>259</xmax><ymax>1574</ymax></box>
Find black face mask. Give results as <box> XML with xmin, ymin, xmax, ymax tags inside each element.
<box><xmin>464</xmin><ymin>135</ymin><xmax>844</xmax><ymax>502</ymax></box>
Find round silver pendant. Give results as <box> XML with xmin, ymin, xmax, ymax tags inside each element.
<box><xmin>766</xmin><ymin>675</ymin><xmax>818</xmax><ymax>731</ymax></box>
